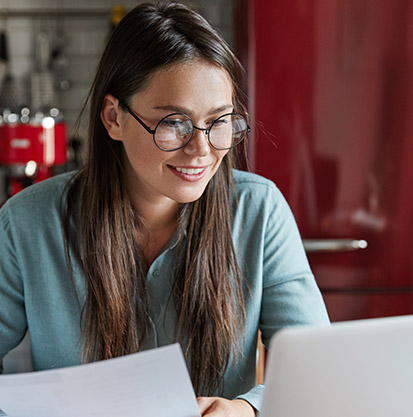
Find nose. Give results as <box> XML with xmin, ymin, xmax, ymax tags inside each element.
<box><xmin>183</xmin><ymin>127</ymin><xmax>211</xmax><ymax>156</ymax></box>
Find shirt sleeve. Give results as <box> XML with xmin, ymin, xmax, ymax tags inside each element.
<box><xmin>235</xmin><ymin>180</ymin><xmax>329</xmax><ymax>411</ymax></box>
<box><xmin>0</xmin><ymin>203</ymin><xmax>28</xmax><ymax>373</ymax></box>
<box><xmin>235</xmin><ymin>384</ymin><xmax>264</xmax><ymax>413</ymax></box>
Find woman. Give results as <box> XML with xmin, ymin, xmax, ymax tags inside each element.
<box><xmin>0</xmin><ymin>2</ymin><xmax>329</xmax><ymax>415</ymax></box>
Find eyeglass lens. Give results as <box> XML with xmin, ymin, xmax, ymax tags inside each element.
<box><xmin>154</xmin><ymin>113</ymin><xmax>248</xmax><ymax>151</ymax></box>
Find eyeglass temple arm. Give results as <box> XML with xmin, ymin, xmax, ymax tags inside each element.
<box><xmin>119</xmin><ymin>101</ymin><xmax>155</xmax><ymax>134</ymax></box>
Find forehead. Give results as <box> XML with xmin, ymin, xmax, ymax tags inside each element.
<box><xmin>132</xmin><ymin>60</ymin><xmax>234</xmax><ymax>114</ymax></box>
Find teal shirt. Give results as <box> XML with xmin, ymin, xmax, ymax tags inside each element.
<box><xmin>0</xmin><ymin>169</ymin><xmax>329</xmax><ymax>410</ymax></box>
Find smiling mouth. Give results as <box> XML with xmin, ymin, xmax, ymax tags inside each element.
<box><xmin>173</xmin><ymin>166</ymin><xmax>205</xmax><ymax>175</ymax></box>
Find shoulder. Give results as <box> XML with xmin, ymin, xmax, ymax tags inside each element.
<box><xmin>232</xmin><ymin>169</ymin><xmax>285</xmax><ymax>208</ymax></box>
<box><xmin>0</xmin><ymin>171</ymin><xmax>78</xmax><ymax>226</ymax></box>
<box><xmin>3</xmin><ymin>171</ymin><xmax>77</xmax><ymax>205</ymax></box>
<box><xmin>233</xmin><ymin>169</ymin><xmax>277</xmax><ymax>190</ymax></box>
<box><xmin>231</xmin><ymin>169</ymin><xmax>297</xmax><ymax>235</ymax></box>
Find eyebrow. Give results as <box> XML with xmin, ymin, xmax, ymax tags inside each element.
<box><xmin>153</xmin><ymin>104</ymin><xmax>234</xmax><ymax>116</ymax></box>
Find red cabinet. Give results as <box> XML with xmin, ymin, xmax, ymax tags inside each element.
<box><xmin>245</xmin><ymin>0</ymin><xmax>413</xmax><ymax>321</ymax></box>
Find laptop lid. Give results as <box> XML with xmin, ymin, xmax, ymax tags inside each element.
<box><xmin>260</xmin><ymin>315</ymin><xmax>413</xmax><ymax>417</ymax></box>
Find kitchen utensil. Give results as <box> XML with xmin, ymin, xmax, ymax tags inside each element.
<box><xmin>0</xmin><ymin>30</ymin><xmax>25</xmax><ymax>110</ymax></box>
<box><xmin>31</xmin><ymin>32</ymin><xmax>56</xmax><ymax>110</ymax></box>
<box><xmin>51</xmin><ymin>24</ymin><xmax>71</xmax><ymax>92</ymax></box>
<box><xmin>0</xmin><ymin>31</ymin><xmax>7</xmax><ymax>93</ymax></box>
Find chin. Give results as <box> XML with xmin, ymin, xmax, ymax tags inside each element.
<box><xmin>174</xmin><ymin>194</ymin><xmax>204</xmax><ymax>204</ymax></box>
<box><xmin>171</xmin><ymin>188</ymin><xmax>206</xmax><ymax>204</ymax></box>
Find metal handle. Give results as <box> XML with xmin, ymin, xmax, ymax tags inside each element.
<box><xmin>302</xmin><ymin>238</ymin><xmax>368</xmax><ymax>253</ymax></box>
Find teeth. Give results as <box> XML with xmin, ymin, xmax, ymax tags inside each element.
<box><xmin>175</xmin><ymin>167</ymin><xmax>204</xmax><ymax>175</ymax></box>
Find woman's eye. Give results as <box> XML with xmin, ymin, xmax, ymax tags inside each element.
<box><xmin>213</xmin><ymin>117</ymin><xmax>230</xmax><ymax>127</ymax></box>
<box><xmin>162</xmin><ymin>119</ymin><xmax>184</xmax><ymax>127</ymax></box>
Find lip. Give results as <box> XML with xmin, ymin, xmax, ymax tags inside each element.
<box><xmin>168</xmin><ymin>165</ymin><xmax>209</xmax><ymax>182</ymax></box>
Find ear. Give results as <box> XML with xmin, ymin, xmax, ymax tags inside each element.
<box><xmin>100</xmin><ymin>94</ymin><xmax>124</xmax><ymax>141</ymax></box>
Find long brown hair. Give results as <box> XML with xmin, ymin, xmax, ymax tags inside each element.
<box><xmin>64</xmin><ymin>1</ymin><xmax>246</xmax><ymax>395</ymax></box>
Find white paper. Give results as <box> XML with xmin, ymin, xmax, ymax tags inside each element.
<box><xmin>0</xmin><ymin>343</ymin><xmax>201</xmax><ymax>417</ymax></box>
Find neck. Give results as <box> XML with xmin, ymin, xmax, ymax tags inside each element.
<box><xmin>133</xmin><ymin>193</ymin><xmax>179</xmax><ymax>232</ymax></box>
<box><xmin>128</xmin><ymin>187</ymin><xmax>180</xmax><ymax>269</ymax></box>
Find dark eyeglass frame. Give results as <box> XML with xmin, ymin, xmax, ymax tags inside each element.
<box><xmin>119</xmin><ymin>101</ymin><xmax>251</xmax><ymax>152</ymax></box>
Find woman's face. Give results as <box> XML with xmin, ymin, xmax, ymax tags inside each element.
<box><xmin>105</xmin><ymin>60</ymin><xmax>233</xmax><ymax>208</ymax></box>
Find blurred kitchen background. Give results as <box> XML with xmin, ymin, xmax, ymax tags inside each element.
<box><xmin>1</xmin><ymin>0</ymin><xmax>413</xmax><ymax>371</ymax></box>
<box><xmin>245</xmin><ymin>0</ymin><xmax>413</xmax><ymax>323</ymax></box>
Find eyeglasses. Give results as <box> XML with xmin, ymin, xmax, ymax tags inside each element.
<box><xmin>120</xmin><ymin>101</ymin><xmax>250</xmax><ymax>152</ymax></box>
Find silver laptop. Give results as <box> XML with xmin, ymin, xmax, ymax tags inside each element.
<box><xmin>260</xmin><ymin>315</ymin><xmax>413</xmax><ymax>417</ymax></box>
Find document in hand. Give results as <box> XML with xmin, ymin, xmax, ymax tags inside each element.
<box><xmin>0</xmin><ymin>343</ymin><xmax>201</xmax><ymax>417</ymax></box>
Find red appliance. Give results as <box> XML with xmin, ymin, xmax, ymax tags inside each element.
<box><xmin>241</xmin><ymin>0</ymin><xmax>413</xmax><ymax>321</ymax></box>
<box><xmin>0</xmin><ymin>109</ymin><xmax>67</xmax><ymax>201</ymax></box>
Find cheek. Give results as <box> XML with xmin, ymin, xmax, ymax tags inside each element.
<box><xmin>123</xmin><ymin>137</ymin><xmax>167</xmax><ymax>175</ymax></box>
<box><xmin>213</xmin><ymin>149</ymin><xmax>229</xmax><ymax>167</ymax></box>
<box><xmin>121</xmin><ymin>127</ymin><xmax>149</xmax><ymax>161</ymax></box>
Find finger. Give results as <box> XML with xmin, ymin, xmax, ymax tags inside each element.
<box><xmin>200</xmin><ymin>400</ymin><xmax>220</xmax><ymax>416</ymax></box>
<box><xmin>197</xmin><ymin>397</ymin><xmax>217</xmax><ymax>414</ymax></box>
